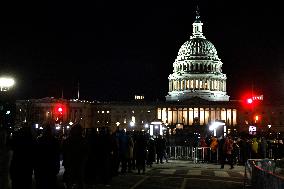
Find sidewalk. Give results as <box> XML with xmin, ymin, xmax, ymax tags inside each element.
<box><xmin>153</xmin><ymin>160</ymin><xmax>245</xmax><ymax>172</ymax></box>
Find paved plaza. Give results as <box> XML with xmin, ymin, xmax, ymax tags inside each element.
<box><xmin>56</xmin><ymin>160</ymin><xmax>245</xmax><ymax>189</ymax></box>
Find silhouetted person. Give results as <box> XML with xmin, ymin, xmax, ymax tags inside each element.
<box><xmin>34</xmin><ymin>125</ymin><xmax>60</xmax><ymax>189</ymax></box>
<box><xmin>118</xmin><ymin>129</ymin><xmax>130</xmax><ymax>174</ymax></box>
<box><xmin>135</xmin><ymin>132</ymin><xmax>147</xmax><ymax>174</ymax></box>
<box><xmin>218</xmin><ymin>136</ymin><xmax>225</xmax><ymax>168</ymax></box>
<box><xmin>96</xmin><ymin>127</ymin><xmax>113</xmax><ymax>186</ymax></box>
<box><xmin>0</xmin><ymin>127</ymin><xmax>12</xmax><ymax>189</ymax></box>
<box><xmin>146</xmin><ymin>136</ymin><xmax>156</xmax><ymax>167</ymax></box>
<box><xmin>10</xmin><ymin>126</ymin><xmax>35</xmax><ymax>189</ymax></box>
<box><xmin>110</xmin><ymin>130</ymin><xmax>119</xmax><ymax>177</ymax></box>
<box><xmin>220</xmin><ymin>135</ymin><xmax>234</xmax><ymax>169</ymax></box>
<box><xmin>84</xmin><ymin>129</ymin><xmax>98</xmax><ymax>186</ymax></box>
<box><xmin>155</xmin><ymin>135</ymin><xmax>166</xmax><ymax>164</ymax></box>
<box><xmin>62</xmin><ymin>124</ymin><xmax>87</xmax><ymax>189</ymax></box>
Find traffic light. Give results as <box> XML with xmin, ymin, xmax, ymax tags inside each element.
<box><xmin>57</xmin><ymin>107</ymin><xmax>63</xmax><ymax>115</ymax></box>
<box><xmin>254</xmin><ymin>115</ymin><xmax>260</xmax><ymax>123</ymax></box>
<box><xmin>54</xmin><ymin>104</ymin><xmax>65</xmax><ymax>124</ymax></box>
<box><xmin>247</xmin><ymin>98</ymin><xmax>253</xmax><ymax>104</ymax></box>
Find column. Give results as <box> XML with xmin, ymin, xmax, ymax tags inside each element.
<box><xmin>207</xmin><ymin>79</ymin><xmax>210</xmax><ymax>90</ymax></box>
<box><xmin>166</xmin><ymin>107</ymin><xmax>168</xmax><ymax>124</ymax></box>
<box><xmin>187</xmin><ymin>107</ymin><xmax>189</xmax><ymax>126</ymax></box>
<box><xmin>198</xmin><ymin>108</ymin><xmax>200</xmax><ymax>124</ymax></box>
<box><xmin>182</xmin><ymin>108</ymin><xmax>184</xmax><ymax>124</ymax></box>
<box><xmin>177</xmin><ymin>108</ymin><xmax>179</xmax><ymax>123</ymax></box>
<box><xmin>209</xmin><ymin>106</ymin><xmax>211</xmax><ymax>123</ymax></box>
<box><xmin>203</xmin><ymin>108</ymin><xmax>205</xmax><ymax>124</ymax></box>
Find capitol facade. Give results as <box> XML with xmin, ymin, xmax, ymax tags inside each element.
<box><xmin>14</xmin><ymin>9</ymin><xmax>284</xmax><ymax>135</ymax></box>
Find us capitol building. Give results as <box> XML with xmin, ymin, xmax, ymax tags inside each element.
<box><xmin>166</xmin><ymin>11</ymin><xmax>229</xmax><ymax>102</ymax></box>
<box><xmin>14</xmin><ymin>11</ymin><xmax>284</xmax><ymax>135</ymax></box>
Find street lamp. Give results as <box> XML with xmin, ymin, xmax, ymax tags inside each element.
<box><xmin>0</xmin><ymin>77</ymin><xmax>15</xmax><ymax>91</ymax></box>
<box><xmin>209</xmin><ymin>121</ymin><xmax>225</xmax><ymax>137</ymax></box>
<box><xmin>130</xmin><ymin>121</ymin><xmax>135</xmax><ymax>127</ymax></box>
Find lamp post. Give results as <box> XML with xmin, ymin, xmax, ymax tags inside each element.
<box><xmin>0</xmin><ymin>77</ymin><xmax>15</xmax><ymax>91</ymax></box>
<box><xmin>0</xmin><ymin>77</ymin><xmax>16</xmax><ymax>130</ymax></box>
<box><xmin>209</xmin><ymin>121</ymin><xmax>225</xmax><ymax>137</ymax></box>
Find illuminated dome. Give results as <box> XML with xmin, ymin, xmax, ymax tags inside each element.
<box><xmin>166</xmin><ymin>9</ymin><xmax>229</xmax><ymax>102</ymax></box>
<box><xmin>177</xmin><ymin>38</ymin><xmax>219</xmax><ymax>60</ymax></box>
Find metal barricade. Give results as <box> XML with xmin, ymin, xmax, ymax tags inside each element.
<box><xmin>167</xmin><ymin>146</ymin><xmax>213</xmax><ymax>162</ymax></box>
<box><xmin>244</xmin><ymin>159</ymin><xmax>284</xmax><ymax>189</ymax></box>
<box><xmin>167</xmin><ymin>146</ymin><xmax>192</xmax><ymax>160</ymax></box>
<box><xmin>194</xmin><ymin>147</ymin><xmax>211</xmax><ymax>163</ymax></box>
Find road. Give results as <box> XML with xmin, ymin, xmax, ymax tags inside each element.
<box><xmin>92</xmin><ymin>160</ymin><xmax>245</xmax><ymax>189</ymax></box>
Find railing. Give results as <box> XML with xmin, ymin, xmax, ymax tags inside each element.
<box><xmin>244</xmin><ymin>159</ymin><xmax>284</xmax><ymax>189</ymax></box>
<box><xmin>167</xmin><ymin>146</ymin><xmax>218</xmax><ymax>163</ymax></box>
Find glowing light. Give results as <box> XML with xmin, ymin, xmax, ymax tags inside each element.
<box><xmin>0</xmin><ymin>77</ymin><xmax>15</xmax><ymax>90</ymax></box>
<box><xmin>6</xmin><ymin>110</ymin><xmax>10</xmax><ymax>115</ymax></box>
<box><xmin>151</xmin><ymin>121</ymin><xmax>162</xmax><ymax>125</ymax></box>
<box><xmin>69</xmin><ymin>122</ymin><xmax>73</xmax><ymax>125</ymax></box>
<box><xmin>130</xmin><ymin>121</ymin><xmax>135</xmax><ymax>127</ymax></box>
<box><xmin>268</xmin><ymin>125</ymin><xmax>271</xmax><ymax>128</ymax></box>
<box><xmin>247</xmin><ymin>98</ymin><xmax>253</xmax><ymax>104</ymax></box>
<box><xmin>56</xmin><ymin>126</ymin><xmax>61</xmax><ymax>130</ymax></box>
<box><xmin>209</xmin><ymin>121</ymin><xmax>225</xmax><ymax>131</ymax></box>
<box><xmin>35</xmin><ymin>124</ymin><xmax>39</xmax><ymax>129</ymax></box>
<box><xmin>116</xmin><ymin>122</ymin><xmax>120</xmax><ymax>126</ymax></box>
<box><xmin>66</xmin><ymin>126</ymin><xmax>70</xmax><ymax>129</ymax></box>
<box><xmin>145</xmin><ymin>124</ymin><xmax>149</xmax><ymax>128</ymax></box>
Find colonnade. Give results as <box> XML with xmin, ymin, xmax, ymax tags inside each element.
<box><xmin>174</xmin><ymin>62</ymin><xmax>221</xmax><ymax>73</ymax></box>
<box><xmin>157</xmin><ymin>107</ymin><xmax>237</xmax><ymax>126</ymax></box>
<box><xmin>169</xmin><ymin>79</ymin><xmax>226</xmax><ymax>92</ymax></box>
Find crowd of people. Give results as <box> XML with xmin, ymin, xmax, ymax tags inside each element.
<box><xmin>0</xmin><ymin>123</ymin><xmax>169</xmax><ymax>189</ymax></box>
<box><xmin>1</xmin><ymin>122</ymin><xmax>284</xmax><ymax>189</ymax></box>
<box><xmin>206</xmin><ymin>134</ymin><xmax>284</xmax><ymax>168</ymax></box>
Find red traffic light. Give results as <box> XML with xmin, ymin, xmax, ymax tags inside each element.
<box><xmin>57</xmin><ymin>107</ymin><xmax>63</xmax><ymax>114</ymax></box>
<box><xmin>247</xmin><ymin>98</ymin><xmax>253</xmax><ymax>104</ymax></box>
<box><xmin>54</xmin><ymin>104</ymin><xmax>66</xmax><ymax>115</ymax></box>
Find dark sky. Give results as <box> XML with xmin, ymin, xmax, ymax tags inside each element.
<box><xmin>0</xmin><ymin>1</ymin><xmax>284</xmax><ymax>102</ymax></box>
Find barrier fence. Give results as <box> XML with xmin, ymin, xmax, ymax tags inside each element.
<box><xmin>166</xmin><ymin>146</ymin><xmax>276</xmax><ymax>164</ymax></box>
<box><xmin>244</xmin><ymin>159</ymin><xmax>284</xmax><ymax>189</ymax></box>
<box><xmin>167</xmin><ymin>146</ymin><xmax>219</xmax><ymax>163</ymax></box>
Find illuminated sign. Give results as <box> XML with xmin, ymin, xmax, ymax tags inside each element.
<box><xmin>252</xmin><ymin>95</ymin><xmax>263</xmax><ymax>101</ymax></box>
<box><xmin>249</xmin><ymin>126</ymin><xmax>256</xmax><ymax>135</ymax></box>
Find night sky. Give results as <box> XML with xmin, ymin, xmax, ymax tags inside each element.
<box><xmin>0</xmin><ymin>1</ymin><xmax>284</xmax><ymax>102</ymax></box>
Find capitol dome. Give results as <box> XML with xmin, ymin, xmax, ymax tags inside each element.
<box><xmin>166</xmin><ymin>9</ymin><xmax>229</xmax><ymax>102</ymax></box>
<box><xmin>177</xmin><ymin>38</ymin><xmax>219</xmax><ymax>60</ymax></box>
